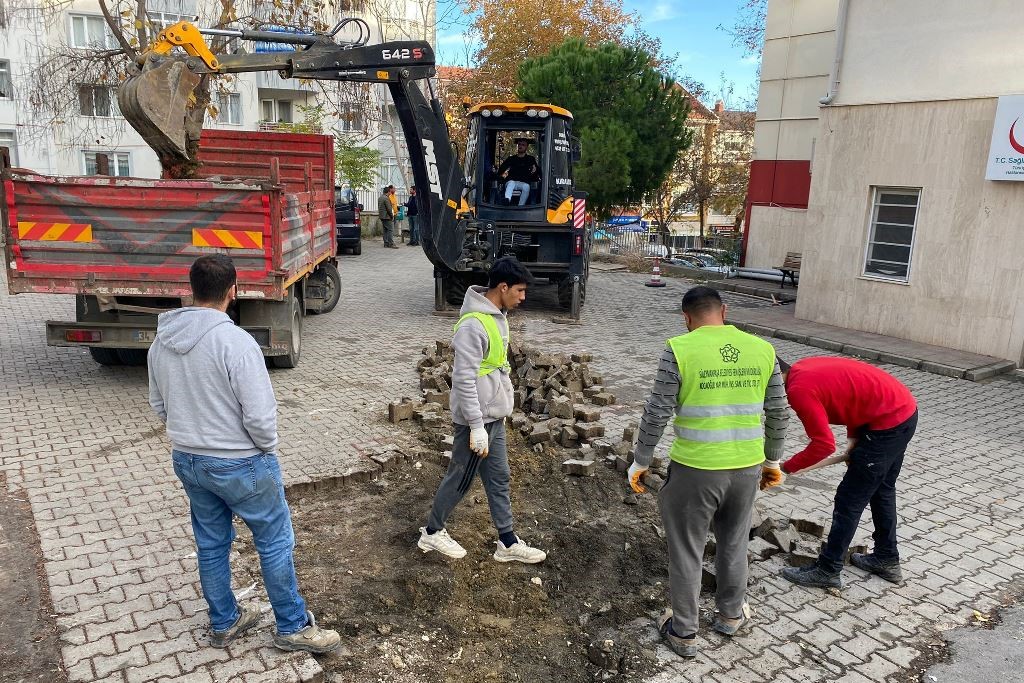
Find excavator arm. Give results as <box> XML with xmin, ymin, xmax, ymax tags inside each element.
<box><xmin>118</xmin><ymin>21</ymin><xmax>468</xmax><ymax>273</ymax></box>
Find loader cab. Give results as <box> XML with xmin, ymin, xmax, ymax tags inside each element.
<box><xmin>462</xmin><ymin>103</ymin><xmax>577</xmax><ymax>225</ymax></box>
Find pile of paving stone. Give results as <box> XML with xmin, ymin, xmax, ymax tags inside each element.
<box><xmin>389</xmin><ymin>341</ymin><xmax>663</xmax><ymax>481</ymax></box>
<box><xmin>699</xmin><ymin>508</ymin><xmax>866</xmax><ymax>590</ymax></box>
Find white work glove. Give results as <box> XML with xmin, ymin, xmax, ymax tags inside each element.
<box><xmin>627</xmin><ymin>461</ymin><xmax>649</xmax><ymax>494</ymax></box>
<box><xmin>469</xmin><ymin>427</ymin><xmax>490</xmax><ymax>457</ymax></box>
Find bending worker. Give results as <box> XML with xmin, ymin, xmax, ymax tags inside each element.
<box><xmin>629</xmin><ymin>286</ymin><xmax>789</xmax><ymax>658</ymax></box>
<box><xmin>779</xmin><ymin>357</ymin><xmax>917</xmax><ymax>590</ymax></box>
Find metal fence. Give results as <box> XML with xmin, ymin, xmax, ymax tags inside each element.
<box><xmin>592</xmin><ymin>224</ymin><xmax>741</xmax><ymax>260</ymax></box>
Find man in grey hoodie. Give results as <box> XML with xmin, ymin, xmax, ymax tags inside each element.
<box><xmin>417</xmin><ymin>257</ymin><xmax>547</xmax><ymax>563</ymax></box>
<box><xmin>148</xmin><ymin>255</ymin><xmax>340</xmax><ymax>653</ymax></box>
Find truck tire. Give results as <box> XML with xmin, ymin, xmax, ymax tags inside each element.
<box><xmin>89</xmin><ymin>347</ymin><xmax>122</xmax><ymax>366</ymax></box>
<box><xmin>352</xmin><ymin>241</ymin><xmax>361</xmax><ymax>256</ymax></box>
<box><xmin>307</xmin><ymin>262</ymin><xmax>341</xmax><ymax>315</ymax></box>
<box><xmin>558</xmin><ymin>276</ymin><xmax>586</xmax><ymax>311</ymax></box>
<box><xmin>117</xmin><ymin>349</ymin><xmax>149</xmax><ymax>366</ymax></box>
<box><xmin>272</xmin><ymin>295</ymin><xmax>303</xmax><ymax>369</ymax></box>
<box><xmin>444</xmin><ymin>274</ymin><xmax>469</xmax><ymax>307</ymax></box>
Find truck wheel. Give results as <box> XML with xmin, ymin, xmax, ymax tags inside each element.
<box><xmin>434</xmin><ymin>275</ymin><xmax>446</xmax><ymax>311</ymax></box>
<box><xmin>272</xmin><ymin>295</ymin><xmax>303</xmax><ymax>368</ymax></box>
<box><xmin>117</xmin><ymin>349</ymin><xmax>149</xmax><ymax>366</ymax></box>
<box><xmin>558</xmin><ymin>277</ymin><xmax>587</xmax><ymax>313</ymax></box>
<box><xmin>89</xmin><ymin>347</ymin><xmax>122</xmax><ymax>366</ymax></box>
<box><xmin>308</xmin><ymin>262</ymin><xmax>341</xmax><ymax>315</ymax></box>
<box><xmin>352</xmin><ymin>241</ymin><xmax>362</xmax><ymax>256</ymax></box>
<box><xmin>444</xmin><ymin>274</ymin><xmax>469</xmax><ymax>307</ymax></box>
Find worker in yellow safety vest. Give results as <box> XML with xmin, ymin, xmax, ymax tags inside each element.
<box><xmin>628</xmin><ymin>286</ymin><xmax>790</xmax><ymax>658</ymax></box>
<box><xmin>417</xmin><ymin>257</ymin><xmax>547</xmax><ymax>564</ymax></box>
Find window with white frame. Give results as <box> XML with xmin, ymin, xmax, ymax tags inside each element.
<box><xmin>148</xmin><ymin>11</ymin><xmax>190</xmax><ymax>34</ymax></box>
<box><xmin>0</xmin><ymin>131</ymin><xmax>19</xmax><ymax>166</ymax></box>
<box><xmin>0</xmin><ymin>60</ymin><xmax>11</xmax><ymax>98</ymax></box>
<box><xmin>336</xmin><ymin>102</ymin><xmax>364</xmax><ymax>132</ymax></box>
<box><xmin>83</xmin><ymin>151</ymin><xmax>131</xmax><ymax>176</ymax></box>
<box><xmin>212</xmin><ymin>92</ymin><xmax>242</xmax><ymax>124</ymax></box>
<box><xmin>70</xmin><ymin>15</ymin><xmax>118</xmax><ymax>49</ymax></box>
<box><xmin>863</xmin><ymin>187</ymin><xmax>920</xmax><ymax>282</ymax></box>
<box><xmin>79</xmin><ymin>84</ymin><xmax>120</xmax><ymax>117</ymax></box>
<box><xmin>260</xmin><ymin>99</ymin><xmax>293</xmax><ymax>123</ymax></box>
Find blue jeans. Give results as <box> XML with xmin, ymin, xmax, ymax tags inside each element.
<box><xmin>818</xmin><ymin>410</ymin><xmax>918</xmax><ymax>573</ymax></box>
<box><xmin>172</xmin><ymin>450</ymin><xmax>308</xmax><ymax>634</ymax></box>
<box><xmin>408</xmin><ymin>215</ymin><xmax>419</xmax><ymax>244</ymax></box>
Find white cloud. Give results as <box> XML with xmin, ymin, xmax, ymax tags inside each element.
<box><xmin>649</xmin><ymin>2</ymin><xmax>679</xmax><ymax>22</ymax></box>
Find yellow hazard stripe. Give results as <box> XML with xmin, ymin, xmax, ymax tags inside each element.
<box><xmin>191</xmin><ymin>228</ymin><xmax>264</xmax><ymax>249</ymax></box>
<box><xmin>16</xmin><ymin>221</ymin><xmax>94</xmax><ymax>242</ymax></box>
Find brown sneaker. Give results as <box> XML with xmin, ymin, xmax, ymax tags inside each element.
<box><xmin>273</xmin><ymin>611</ymin><xmax>341</xmax><ymax>654</ymax></box>
<box><xmin>656</xmin><ymin>609</ymin><xmax>698</xmax><ymax>658</ymax></box>
<box><xmin>210</xmin><ymin>603</ymin><xmax>261</xmax><ymax>648</ymax></box>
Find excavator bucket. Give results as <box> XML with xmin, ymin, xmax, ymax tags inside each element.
<box><xmin>118</xmin><ymin>58</ymin><xmax>200</xmax><ymax>165</ymax></box>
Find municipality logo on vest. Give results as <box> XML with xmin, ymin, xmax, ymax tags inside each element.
<box><xmin>719</xmin><ymin>344</ymin><xmax>740</xmax><ymax>363</ymax></box>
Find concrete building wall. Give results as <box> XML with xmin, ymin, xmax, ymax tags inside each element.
<box><xmin>796</xmin><ymin>98</ymin><xmax>1024</xmax><ymax>362</ymax></box>
<box><xmin>744</xmin><ymin>204</ymin><xmax>808</xmax><ymax>270</ymax></box>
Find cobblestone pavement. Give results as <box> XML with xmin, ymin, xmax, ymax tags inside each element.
<box><xmin>2</xmin><ymin>241</ymin><xmax>1024</xmax><ymax>682</ymax></box>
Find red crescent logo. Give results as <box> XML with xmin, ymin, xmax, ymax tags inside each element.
<box><xmin>1010</xmin><ymin>118</ymin><xmax>1024</xmax><ymax>154</ymax></box>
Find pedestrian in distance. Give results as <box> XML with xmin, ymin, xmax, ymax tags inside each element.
<box><xmin>628</xmin><ymin>286</ymin><xmax>789</xmax><ymax>658</ymax></box>
<box><xmin>148</xmin><ymin>255</ymin><xmax>341</xmax><ymax>653</ymax></box>
<box><xmin>379</xmin><ymin>185</ymin><xmax>398</xmax><ymax>248</ymax></box>
<box><xmin>778</xmin><ymin>357</ymin><xmax>918</xmax><ymax>590</ymax></box>
<box><xmin>406</xmin><ymin>186</ymin><xmax>420</xmax><ymax>246</ymax></box>
<box><xmin>418</xmin><ymin>256</ymin><xmax>547</xmax><ymax>564</ymax></box>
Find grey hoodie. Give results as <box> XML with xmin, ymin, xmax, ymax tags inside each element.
<box><xmin>450</xmin><ymin>286</ymin><xmax>515</xmax><ymax>428</ymax></box>
<box><xmin>148</xmin><ymin>307</ymin><xmax>278</xmax><ymax>458</ymax></box>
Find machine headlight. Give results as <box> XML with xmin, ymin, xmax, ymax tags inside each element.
<box><xmin>526</xmin><ymin>109</ymin><xmax>538</xmax><ymax>117</ymax></box>
<box><xmin>492</xmin><ymin>108</ymin><xmax>503</xmax><ymax>117</ymax></box>
<box><xmin>481</xmin><ymin>109</ymin><xmax>491</xmax><ymax>117</ymax></box>
<box><xmin>538</xmin><ymin>110</ymin><xmax>550</xmax><ymax>118</ymax></box>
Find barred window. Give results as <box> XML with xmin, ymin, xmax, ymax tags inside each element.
<box><xmin>863</xmin><ymin>187</ymin><xmax>920</xmax><ymax>282</ymax></box>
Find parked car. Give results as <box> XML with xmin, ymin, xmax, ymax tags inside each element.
<box><xmin>669</xmin><ymin>251</ymin><xmax>736</xmax><ymax>276</ymax></box>
<box><xmin>335</xmin><ymin>185</ymin><xmax>362</xmax><ymax>255</ymax></box>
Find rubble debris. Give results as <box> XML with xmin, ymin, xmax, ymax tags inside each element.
<box><xmin>701</xmin><ymin>563</ymin><xmax>717</xmax><ymax>591</ymax></box>
<box><xmin>562</xmin><ymin>459</ymin><xmax>597</xmax><ymax>476</ymax></box>
<box><xmin>766</xmin><ymin>525</ymin><xmax>800</xmax><ymax>553</ymax></box>
<box><xmin>747</xmin><ymin>537</ymin><xmax>781</xmax><ymax>562</ymax></box>
<box><xmin>387</xmin><ymin>399</ymin><xmax>418</xmax><ymax>423</ymax></box>
<box><xmin>704</xmin><ymin>534</ymin><xmax>716</xmax><ymax>559</ymax></box>
<box><xmin>791</xmin><ymin>517</ymin><xmax>827</xmax><ymax>538</ymax></box>
<box><xmin>788</xmin><ymin>541</ymin><xmax>819</xmax><ymax>568</ymax></box>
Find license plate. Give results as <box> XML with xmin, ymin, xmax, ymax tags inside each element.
<box><xmin>133</xmin><ymin>330</ymin><xmax>156</xmax><ymax>343</ymax></box>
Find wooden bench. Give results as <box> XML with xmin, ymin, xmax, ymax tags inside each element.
<box><xmin>777</xmin><ymin>251</ymin><xmax>802</xmax><ymax>288</ymax></box>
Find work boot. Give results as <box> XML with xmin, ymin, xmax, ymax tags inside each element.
<box><xmin>209</xmin><ymin>603</ymin><xmax>261</xmax><ymax>648</ymax></box>
<box><xmin>417</xmin><ymin>527</ymin><xmax>467</xmax><ymax>559</ymax></box>
<box><xmin>273</xmin><ymin>611</ymin><xmax>342</xmax><ymax>653</ymax></box>
<box><xmin>782</xmin><ymin>563</ymin><xmax>842</xmax><ymax>589</ymax></box>
<box><xmin>493</xmin><ymin>538</ymin><xmax>547</xmax><ymax>564</ymax></box>
<box><xmin>851</xmin><ymin>553</ymin><xmax>903</xmax><ymax>584</ymax></box>
<box><xmin>712</xmin><ymin>602</ymin><xmax>752</xmax><ymax>636</ymax></box>
<box><xmin>657</xmin><ymin>609</ymin><xmax>698</xmax><ymax>658</ymax></box>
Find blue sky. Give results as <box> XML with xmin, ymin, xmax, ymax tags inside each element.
<box><xmin>434</xmin><ymin>0</ymin><xmax>760</xmax><ymax>109</ymax></box>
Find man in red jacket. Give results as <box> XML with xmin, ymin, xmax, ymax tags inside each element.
<box><xmin>778</xmin><ymin>357</ymin><xmax>917</xmax><ymax>589</ymax></box>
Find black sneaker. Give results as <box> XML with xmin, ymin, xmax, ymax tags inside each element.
<box><xmin>851</xmin><ymin>553</ymin><xmax>903</xmax><ymax>584</ymax></box>
<box><xmin>782</xmin><ymin>563</ymin><xmax>842</xmax><ymax>589</ymax></box>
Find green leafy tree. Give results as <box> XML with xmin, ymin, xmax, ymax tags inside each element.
<box><xmin>517</xmin><ymin>39</ymin><xmax>692</xmax><ymax>216</ymax></box>
<box><xmin>279</xmin><ymin>104</ymin><xmax>381</xmax><ymax>190</ymax></box>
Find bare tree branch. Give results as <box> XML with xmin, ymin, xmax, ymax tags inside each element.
<box><xmin>98</xmin><ymin>0</ymin><xmax>138</xmax><ymax>60</ymax></box>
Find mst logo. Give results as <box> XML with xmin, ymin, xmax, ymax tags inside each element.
<box><xmin>422</xmin><ymin>139</ymin><xmax>443</xmax><ymax>198</ymax></box>
<box><xmin>719</xmin><ymin>344</ymin><xmax>740</xmax><ymax>364</ymax></box>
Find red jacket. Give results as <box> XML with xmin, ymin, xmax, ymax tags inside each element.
<box><xmin>782</xmin><ymin>358</ymin><xmax>916</xmax><ymax>474</ymax></box>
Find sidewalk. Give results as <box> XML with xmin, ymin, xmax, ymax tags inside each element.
<box><xmin>726</xmin><ymin>301</ymin><xmax>1015</xmax><ymax>381</ymax></box>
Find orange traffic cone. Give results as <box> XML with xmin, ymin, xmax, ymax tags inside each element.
<box><xmin>645</xmin><ymin>257</ymin><xmax>667</xmax><ymax>288</ymax></box>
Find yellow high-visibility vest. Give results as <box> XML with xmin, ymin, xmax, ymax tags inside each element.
<box><xmin>667</xmin><ymin>325</ymin><xmax>775</xmax><ymax>470</ymax></box>
<box><xmin>454</xmin><ymin>312</ymin><xmax>510</xmax><ymax>377</ymax></box>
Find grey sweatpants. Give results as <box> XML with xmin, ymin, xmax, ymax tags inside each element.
<box><xmin>659</xmin><ymin>461</ymin><xmax>760</xmax><ymax>636</ymax></box>
<box><xmin>426</xmin><ymin>420</ymin><xmax>513</xmax><ymax>535</ymax></box>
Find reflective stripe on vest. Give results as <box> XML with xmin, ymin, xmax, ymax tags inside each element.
<box><xmin>667</xmin><ymin>325</ymin><xmax>776</xmax><ymax>470</ymax></box>
<box><xmin>454</xmin><ymin>311</ymin><xmax>510</xmax><ymax>377</ymax></box>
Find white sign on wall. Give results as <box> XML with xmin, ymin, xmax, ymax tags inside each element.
<box><xmin>986</xmin><ymin>95</ymin><xmax>1024</xmax><ymax>181</ymax></box>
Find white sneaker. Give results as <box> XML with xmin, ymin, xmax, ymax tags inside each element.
<box><xmin>493</xmin><ymin>538</ymin><xmax>547</xmax><ymax>564</ymax></box>
<box><xmin>417</xmin><ymin>527</ymin><xmax>467</xmax><ymax>559</ymax></box>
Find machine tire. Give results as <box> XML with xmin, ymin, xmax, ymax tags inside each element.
<box><xmin>308</xmin><ymin>262</ymin><xmax>341</xmax><ymax>315</ymax></box>
<box><xmin>444</xmin><ymin>274</ymin><xmax>469</xmax><ymax>307</ymax></box>
<box><xmin>272</xmin><ymin>295</ymin><xmax>303</xmax><ymax>369</ymax></box>
<box><xmin>116</xmin><ymin>348</ymin><xmax>149</xmax><ymax>366</ymax></box>
<box><xmin>352</xmin><ymin>241</ymin><xmax>362</xmax><ymax>256</ymax></box>
<box><xmin>89</xmin><ymin>347</ymin><xmax>123</xmax><ymax>366</ymax></box>
<box><xmin>558</xmin><ymin>276</ymin><xmax>586</xmax><ymax>311</ymax></box>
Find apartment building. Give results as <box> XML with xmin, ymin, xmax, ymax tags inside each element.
<box><xmin>0</xmin><ymin>0</ymin><xmax>434</xmax><ymax>189</ymax></box>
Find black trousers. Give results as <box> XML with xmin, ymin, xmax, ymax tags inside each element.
<box><xmin>819</xmin><ymin>410</ymin><xmax>918</xmax><ymax>573</ymax></box>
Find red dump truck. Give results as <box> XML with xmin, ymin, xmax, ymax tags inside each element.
<box><xmin>3</xmin><ymin>129</ymin><xmax>339</xmax><ymax>368</ymax></box>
